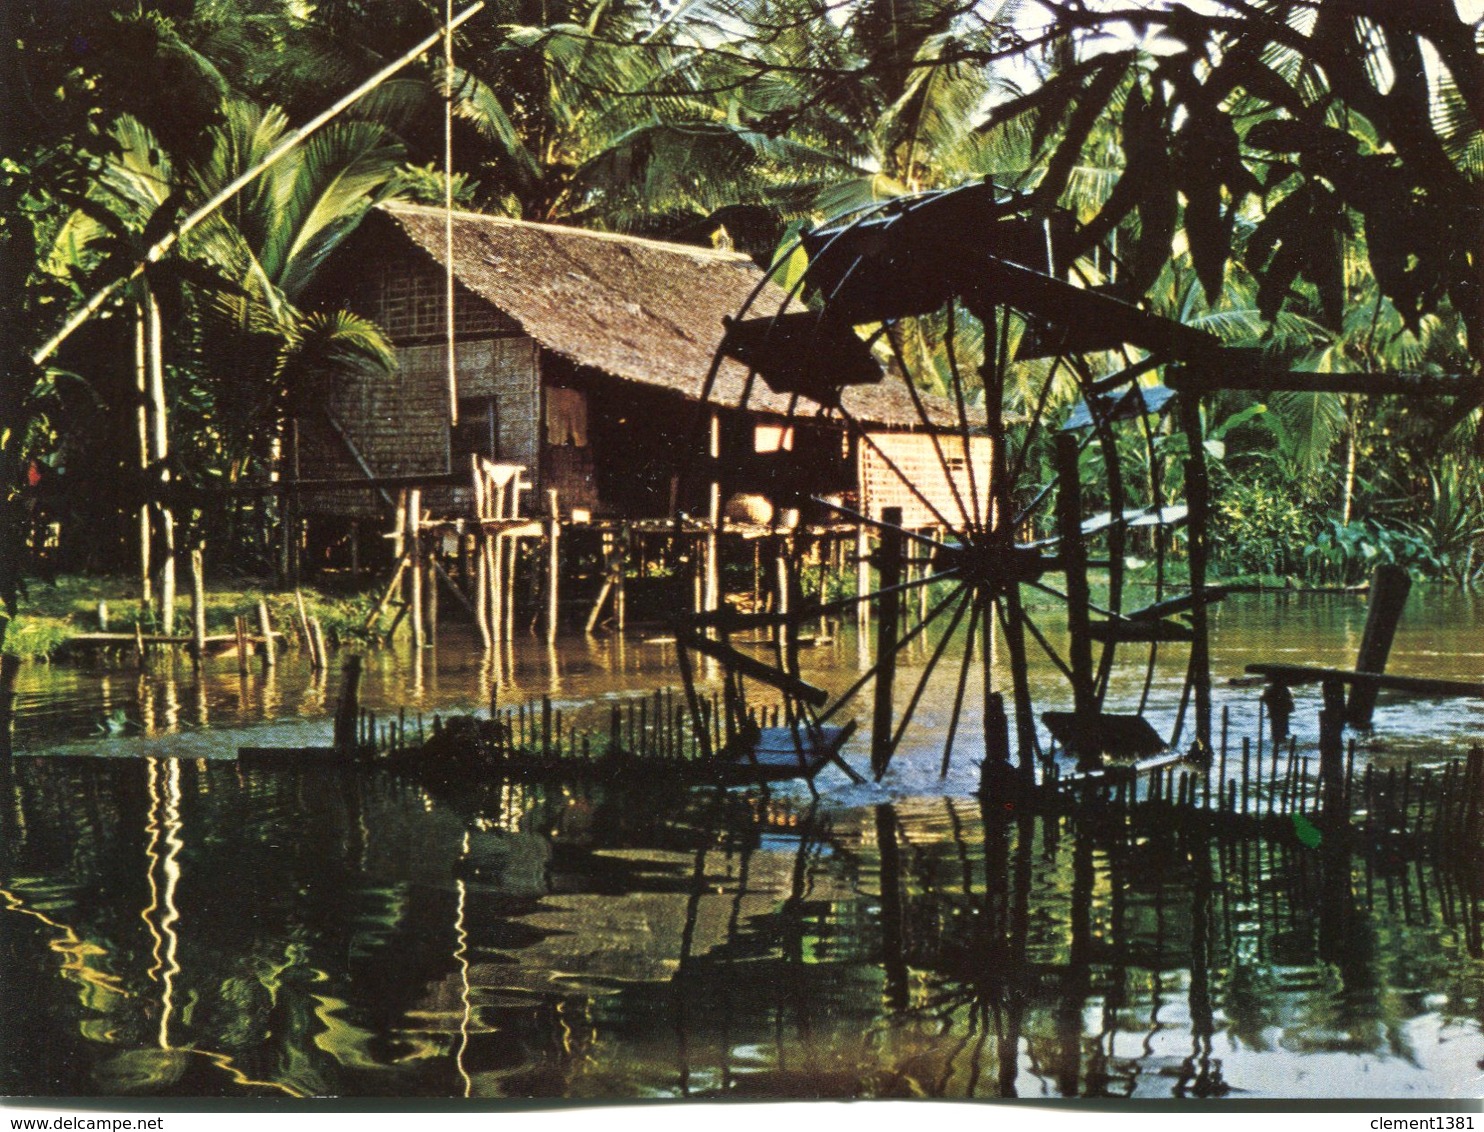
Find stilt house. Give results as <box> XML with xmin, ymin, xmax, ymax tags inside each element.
<box><xmin>296</xmin><ymin>203</ymin><xmax>988</xmax><ymax>544</ymax></box>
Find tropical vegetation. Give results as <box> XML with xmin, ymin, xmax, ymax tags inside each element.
<box><xmin>4</xmin><ymin>0</ymin><xmax>1481</xmax><ymax>654</ymax></box>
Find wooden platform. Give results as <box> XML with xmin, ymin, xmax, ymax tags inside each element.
<box><xmin>720</xmin><ymin>722</ymin><xmax>856</xmax><ymax>785</ymax></box>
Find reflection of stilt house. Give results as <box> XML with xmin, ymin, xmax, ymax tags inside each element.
<box><xmin>298</xmin><ymin>203</ymin><xmax>988</xmax><ymax>635</ymax></box>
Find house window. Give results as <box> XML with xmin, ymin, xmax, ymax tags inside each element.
<box><xmin>545</xmin><ymin>386</ymin><xmax>589</xmax><ymax>447</ymax></box>
<box><xmin>451</xmin><ymin>397</ymin><xmax>497</xmax><ymax>465</ymax></box>
<box><xmin>755</xmin><ymin>423</ymin><xmax>794</xmax><ymax>453</ymax></box>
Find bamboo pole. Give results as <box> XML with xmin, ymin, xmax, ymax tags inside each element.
<box><xmin>147</xmin><ymin>289</ymin><xmax>175</xmax><ymax>635</ymax></box>
<box><xmin>1178</xmin><ymin>391</ymin><xmax>1213</xmax><ymax>754</ymax></box>
<box><xmin>29</xmin><ymin>3</ymin><xmax>488</xmax><ymax>369</ymax></box>
<box><xmin>235</xmin><ymin>615</ymin><xmax>249</xmax><ymax>677</ymax></box>
<box><xmin>257</xmin><ymin>599</ymin><xmax>275</xmax><ymax>669</ymax></box>
<box><xmin>189</xmin><ymin>545</ymin><xmax>206</xmax><ymax>671</ymax></box>
<box><xmin>615</xmin><ymin>523</ymin><xmax>627</xmax><ymax>633</ymax></box>
<box><xmin>705</xmin><ymin>413</ymin><xmax>720</xmax><ymax>613</ymax></box>
<box><xmin>470</xmin><ymin>457</ymin><xmax>491</xmax><ymax>649</ymax></box>
<box><xmin>546</xmin><ymin>488</ymin><xmax>560</xmax><ymax>642</ymax></box>
<box><xmin>408</xmin><ymin>489</ymin><xmax>424</xmax><ymax>650</ymax></box>
<box><xmin>135</xmin><ymin>308</ymin><xmax>152</xmax><ymax>611</ymax></box>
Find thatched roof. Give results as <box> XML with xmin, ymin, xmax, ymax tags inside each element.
<box><xmin>377</xmin><ymin>203</ymin><xmax>963</xmax><ymax>429</ymax></box>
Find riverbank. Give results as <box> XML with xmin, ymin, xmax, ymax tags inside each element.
<box><xmin>2</xmin><ymin>575</ymin><xmax>379</xmax><ymax>659</ymax></box>
<box><xmin>0</xmin><ymin>567</ymin><xmax>1453</xmax><ymax>660</ymax></box>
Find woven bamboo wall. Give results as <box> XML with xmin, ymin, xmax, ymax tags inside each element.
<box><xmin>858</xmin><ymin>432</ymin><xmax>994</xmax><ymax>529</ymax></box>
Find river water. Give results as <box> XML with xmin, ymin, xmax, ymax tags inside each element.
<box><xmin>4</xmin><ymin>590</ymin><xmax>1483</xmax><ymax>1100</ymax></box>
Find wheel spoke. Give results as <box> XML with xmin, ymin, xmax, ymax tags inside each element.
<box><xmin>888</xmin><ymin>586</ymin><xmax>973</xmax><ymax>757</ymax></box>
<box><xmin>1015</xmin><ymin>602</ymin><xmax>1074</xmax><ymax>683</ymax></box>
<box><xmin>818</xmin><ymin>581</ymin><xmax>967</xmax><ymax>724</ymax></box>
<box><xmin>944</xmin><ymin>300</ymin><xmax>984</xmax><ymax>533</ymax></box>
<box><xmin>1005</xmin><ymin>354</ymin><xmax>1066</xmax><ymax>505</ymax></box>
<box><xmin>812</xmin><ymin>568</ymin><xmax>960</xmax><ymax>618</ymax></box>
<box><xmin>809</xmin><ymin>495</ymin><xmax>956</xmax><ymax>554</ymax></box>
<box><xmin>834</xmin><ymin>404</ymin><xmax>962</xmax><ymax>534</ymax></box>
<box><xmin>882</xmin><ymin>322</ymin><xmax>973</xmax><ymax>531</ymax></box>
<box><xmin>1026</xmin><ymin>579</ymin><xmax>1122</xmax><ymax>621</ymax></box>
<box><xmin>939</xmin><ymin>594</ymin><xmax>981</xmax><ymax>778</ymax></box>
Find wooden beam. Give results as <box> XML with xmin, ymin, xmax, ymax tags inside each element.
<box><xmin>323</xmin><ymin>411</ymin><xmax>397</xmax><ymax>509</ymax></box>
<box><xmin>1168</xmin><ymin>361</ymin><xmax>1481</xmax><ymax>398</ymax></box>
<box><xmin>1345</xmin><ymin>564</ymin><xmax>1412</xmax><ymax>727</ymax></box>
<box><xmin>1246</xmin><ymin>663</ymin><xmax>1484</xmax><ymax>698</ymax></box>
<box><xmin>678</xmin><ymin>632</ymin><xmax>831</xmax><ymax>708</ymax></box>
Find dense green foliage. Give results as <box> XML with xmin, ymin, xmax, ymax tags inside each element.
<box><xmin>3</xmin><ymin>0</ymin><xmax>1481</xmax><ymax>633</ymax></box>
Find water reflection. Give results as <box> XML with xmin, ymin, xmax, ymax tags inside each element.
<box><xmin>5</xmin><ymin>756</ymin><xmax>1480</xmax><ymax>1099</ymax></box>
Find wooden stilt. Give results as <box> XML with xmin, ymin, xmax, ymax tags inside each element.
<box><xmin>0</xmin><ymin>654</ymin><xmax>19</xmax><ymax>758</ymax></box>
<box><xmin>856</xmin><ymin>524</ymin><xmax>870</xmax><ymax>627</ymax></box>
<box><xmin>257</xmin><ymin>600</ymin><xmax>276</xmax><ymax>670</ymax></box>
<box><xmin>408</xmin><ymin>488</ymin><xmax>424</xmax><ymax>650</ymax></box>
<box><xmin>546</xmin><ymin>488</ymin><xmax>561</xmax><ymax>642</ymax></box>
<box><xmin>427</xmin><ymin>546</ymin><xmax>439</xmax><ymax>647</ymax></box>
<box><xmin>871</xmin><ymin>506</ymin><xmax>904</xmax><ymax>780</ymax></box>
<box><xmin>615</xmin><ymin>524</ymin><xmax>628</xmax><ymax>633</ymax></box>
<box><xmin>1178</xmin><ymin>392</ymin><xmax>1213</xmax><ymax>754</ymax></box>
<box><xmin>135</xmin><ymin>308</ymin><xmax>152</xmax><ymax>613</ymax></box>
<box><xmin>189</xmin><ymin>545</ymin><xmax>207</xmax><ymax>671</ymax></box>
<box><xmin>1054</xmin><ymin>432</ymin><xmax>1097</xmax><ymax>770</ymax></box>
<box><xmin>334</xmin><ymin>656</ymin><xmax>362</xmax><ymax>752</ymax></box>
<box><xmin>235</xmin><ymin>615</ymin><xmax>249</xmax><ymax>677</ymax></box>
<box><xmin>147</xmin><ymin>290</ymin><xmax>175</xmax><ymax>635</ymax></box>
<box><xmin>504</xmin><ymin>529</ymin><xmax>517</xmax><ymax>640</ymax></box>
<box><xmin>705</xmin><ymin>413</ymin><xmax>721</xmax><ymax>613</ymax></box>
<box><xmin>310</xmin><ymin>616</ymin><xmax>329</xmax><ymax>670</ymax></box>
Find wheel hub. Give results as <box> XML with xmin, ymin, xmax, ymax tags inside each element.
<box><xmin>942</xmin><ymin>536</ymin><xmax>1052</xmax><ymax>596</ymax></box>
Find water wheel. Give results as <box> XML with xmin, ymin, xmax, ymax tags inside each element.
<box><xmin>673</xmin><ymin>182</ymin><xmax>1220</xmax><ymax>783</ymax></box>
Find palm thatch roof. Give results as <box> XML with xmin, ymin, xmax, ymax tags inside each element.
<box><xmin>377</xmin><ymin>203</ymin><xmax>963</xmax><ymax>429</ymax></box>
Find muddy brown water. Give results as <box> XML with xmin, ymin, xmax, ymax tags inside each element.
<box><xmin>4</xmin><ymin>590</ymin><xmax>1482</xmax><ymax>1099</ymax></box>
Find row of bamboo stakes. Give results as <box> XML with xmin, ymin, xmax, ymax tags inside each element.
<box><xmin>351</xmin><ymin>685</ymin><xmax>801</xmax><ymax>764</ymax></box>
<box><xmin>334</xmin><ymin>671</ymin><xmax>1481</xmax><ymax>863</ymax></box>
<box><xmin>1043</xmin><ymin>702</ymin><xmax>1484</xmax><ymax>857</ymax></box>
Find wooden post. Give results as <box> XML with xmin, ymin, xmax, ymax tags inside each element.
<box><xmin>1178</xmin><ymin>391</ymin><xmax>1213</xmax><ymax>754</ymax></box>
<box><xmin>257</xmin><ymin>600</ymin><xmax>275</xmax><ymax>670</ymax></box>
<box><xmin>876</xmin><ymin>804</ymin><xmax>908</xmax><ymax>1010</ymax></box>
<box><xmin>615</xmin><ymin>524</ymin><xmax>628</xmax><ymax>633</ymax></box>
<box><xmin>490</xmin><ymin>477</ymin><xmax>506</xmax><ymax>645</ymax></box>
<box><xmin>310</xmin><ymin>616</ymin><xmax>329</xmax><ymax>670</ymax></box>
<box><xmin>1320</xmin><ymin>678</ymin><xmax>1346</xmax><ymax>823</ymax></box>
<box><xmin>1054</xmin><ymin>432</ymin><xmax>1097</xmax><ymax>769</ymax></box>
<box><xmin>333</xmin><ymin>656</ymin><xmax>362</xmax><ymax>752</ymax></box>
<box><xmin>0</xmin><ymin>654</ymin><xmax>19</xmax><ymax>758</ymax></box>
<box><xmin>147</xmin><ymin>289</ymin><xmax>175</xmax><ymax>635</ymax></box>
<box><xmin>135</xmin><ymin>308</ymin><xmax>152</xmax><ymax>612</ymax></box>
<box><xmin>871</xmin><ymin>506</ymin><xmax>904</xmax><ymax>780</ymax></box>
<box><xmin>392</xmin><ymin>488</ymin><xmax>408</xmax><ymax>560</ymax></box>
<box><xmin>426</xmin><ymin>544</ymin><xmax>439</xmax><ymax>647</ymax></box>
<box><xmin>189</xmin><ymin>545</ymin><xmax>207</xmax><ymax>671</ymax></box>
<box><xmin>97</xmin><ymin>602</ymin><xmax>109</xmax><ymax>631</ymax></box>
<box><xmin>349</xmin><ymin>519</ymin><xmax>361</xmax><ymax>585</ymax></box>
<box><xmin>546</xmin><ymin>488</ymin><xmax>561</xmax><ymax>642</ymax></box>
<box><xmin>1345</xmin><ymin>563</ymin><xmax>1412</xmax><ymax>727</ymax></box>
<box><xmin>235</xmin><ymin>615</ymin><xmax>249</xmax><ymax>677</ymax></box>
<box><xmin>408</xmin><ymin>489</ymin><xmax>424</xmax><ymax>649</ymax></box>
<box><xmin>855</xmin><ymin>524</ymin><xmax>871</xmax><ymax>627</ymax></box>
<box><xmin>705</xmin><ymin>413</ymin><xmax>721</xmax><ymax>613</ymax></box>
